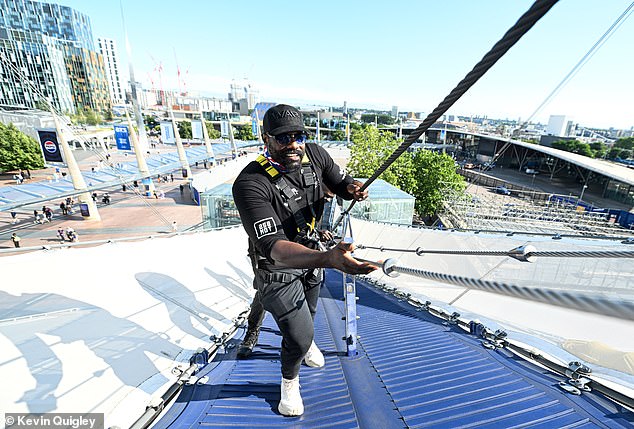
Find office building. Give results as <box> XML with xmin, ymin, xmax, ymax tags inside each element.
<box><xmin>97</xmin><ymin>37</ymin><xmax>125</xmax><ymax>105</ymax></box>
<box><xmin>0</xmin><ymin>0</ymin><xmax>111</xmax><ymax>113</ymax></box>
<box><xmin>547</xmin><ymin>115</ymin><xmax>568</xmax><ymax>137</ymax></box>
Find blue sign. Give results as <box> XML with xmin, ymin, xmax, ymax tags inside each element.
<box><xmin>37</xmin><ymin>130</ymin><xmax>64</xmax><ymax>163</ymax></box>
<box><xmin>114</xmin><ymin>125</ymin><xmax>131</xmax><ymax>150</ymax></box>
<box><xmin>252</xmin><ymin>119</ymin><xmax>258</xmax><ymax>137</ymax></box>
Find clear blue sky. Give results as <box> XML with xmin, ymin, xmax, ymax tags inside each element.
<box><xmin>54</xmin><ymin>0</ymin><xmax>634</xmax><ymax>130</ymax></box>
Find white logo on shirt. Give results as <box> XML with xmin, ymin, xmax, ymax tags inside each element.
<box><xmin>254</xmin><ymin>217</ymin><xmax>277</xmax><ymax>239</ymax></box>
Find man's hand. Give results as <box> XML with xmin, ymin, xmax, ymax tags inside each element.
<box><xmin>326</xmin><ymin>241</ymin><xmax>377</xmax><ymax>275</ymax></box>
<box><xmin>317</xmin><ymin>229</ymin><xmax>333</xmax><ymax>242</ymax></box>
<box><xmin>347</xmin><ymin>180</ymin><xmax>369</xmax><ymax>202</ymax></box>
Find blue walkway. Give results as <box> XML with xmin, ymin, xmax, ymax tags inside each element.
<box><xmin>153</xmin><ymin>270</ymin><xmax>634</xmax><ymax>428</ymax></box>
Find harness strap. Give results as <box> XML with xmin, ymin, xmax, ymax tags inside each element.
<box><xmin>256</xmin><ymin>153</ymin><xmax>318</xmax><ymax>233</ymax></box>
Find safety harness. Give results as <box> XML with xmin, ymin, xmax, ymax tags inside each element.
<box><xmin>247</xmin><ymin>152</ymin><xmax>321</xmax><ymax>273</ymax></box>
<box><xmin>256</xmin><ymin>153</ymin><xmax>319</xmax><ymax>234</ymax></box>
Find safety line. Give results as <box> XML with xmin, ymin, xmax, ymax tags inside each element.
<box><xmin>357</xmin><ymin>244</ymin><xmax>634</xmax><ymax>261</ymax></box>
<box><xmin>332</xmin><ymin>0</ymin><xmax>559</xmax><ymax>230</ymax></box>
<box><xmin>359</xmin><ymin>257</ymin><xmax>634</xmax><ymax>322</ymax></box>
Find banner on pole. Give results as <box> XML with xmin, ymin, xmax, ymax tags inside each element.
<box><xmin>192</xmin><ymin>120</ymin><xmax>203</xmax><ymax>140</ymax></box>
<box><xmin>160</xmin><ymin>121</ymin><xmax>175</xmax><ymax>144</ymax></box>
<box><xmin>37</xmin><ymin>129</ymin><xmax>64</xmax><ymax>163</ymax></box>
<box><xmin>252</xmin><ymin>119</ymin><xmax>258</xmax><ymax>137</ymax></box>
<box><xmin>220</xmin><ymin>121</ymin><xmax>229</xmax><ymax>138</ymax></box>
<box><xmin>114</xmin><ymin>124</ymin><xmax>131</xmax><ymax>150</ymax></box>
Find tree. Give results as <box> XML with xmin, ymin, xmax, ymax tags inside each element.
<box><xmin>551</xmin><ymin>140</ymin><xmax>593</xmax><ymax>158</ymax></box>
<box><xmin>360</xmin><ymin>113</ymin><xmax>395</xmax><ymax>125</ymax></box>
<box><xmin>607</xmin><ymin>147</ymin><xmax>624</xmax><ymax>160</ymax></box>
<box><xmin>177</xmin><ymin>120</ymin><xmax>192</xmax><ymax>139</ymax></box>
<box><xmin>409</xmin><ymin>149</ymin><xmax>465</xmax><ymax>217</ymax></box>
<box><xmin>329</xmin><ymin>129</ymin><xmax>346</xmax><ymax>141</ymax></box>
<box><xmin>234</xmin><ymin>123</ymin><xmax>256</xmax><ymax>141</ymax></box>
<box><xmin>83</xmin><ymin>108</ymin><xmax>101</xmax><ymax>126</ymax></box>
<box><xmin>347</xmin><ymin>125</ymin><xmax>410</xmax><ymax>188</ymax></box>
<box><xmin>589</xmin><ymin>142</ymin><xmax>606</xmax><ymax>159</ymax></box>
<box><xmin>204</xmin><ymin>120</ymin><xmax>221</xmax><ymax>139</ymax></box>
<box><xmin>0</xmin><ymin>123</ymin><xmax>45</xmax><ymax>172</ymax></box>
<box><xmin>347</xmin><ymin>123</ymin><xmax>464</xmax><ymax>219</ymax></box>
<box><xmin>614</xmin><ymin>137</ymin><xmax>634</xmax><ymax>151</ymax></box>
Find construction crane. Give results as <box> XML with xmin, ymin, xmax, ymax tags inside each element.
<box><xmin>148</xmin><ymin>54</ymin><xmax>165</xmax><ymax>107</ymax></box>
<box><xmin>173</xmin><ymin>48</ymin><xmax>188</xmax><ymax>97</ymax></box>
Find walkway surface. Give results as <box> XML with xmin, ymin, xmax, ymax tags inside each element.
<box><xmin>153</xmin><ymin>271</ymin><xmax>634</xmax><ymax>429</ymax></box>
<box><xmin>0</xmin><ymin>143</ymin><xmax>251</xmax><ymax>251</ymax></box>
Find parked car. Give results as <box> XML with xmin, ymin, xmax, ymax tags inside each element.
<box><xmin>496</xmin><ymin>186</ymin><xmax>511</xmax><ymax>195</ymax></box>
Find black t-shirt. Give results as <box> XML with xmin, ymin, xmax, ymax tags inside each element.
<box><xmin>232</xmin><ymin>143</ymin><xmax>354</xmax><ymax>264</ymax></box>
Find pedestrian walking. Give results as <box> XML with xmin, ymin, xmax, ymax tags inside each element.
<box><xmin>122</xmin><ymin>184</ymin><xmax>127</xmax><ymax>192</ymax></box>
<box><xmin>171</xmin><ymin>221</ymin><xmax>178</xmax><ymax>232</ymax></box>
<box><xmin>170</xmin><ymin>173</ymin><xmax>174</xmax><ymax>182</ymax></box>
<box><xmin>10</xmin><ymin>210</ymin><xmax>18</xmax><ymax>224</ymax></box>
<box><xmin>179</xmin><ymin>184</ymin><xmax>184</xmax><ymax>194</ymax></box>
<box><xmin>57</xmin><ymin>228</ymin><xmax>65</xmax><ymax>242</ymax></box>
<box><xmin>11</xmin><ymin>233</ymin><xmax>21</xmax><ymax>248</ymax></box>
<box><xmin>66</xmin><ymin>227</ymin><xmax>77</xmax><ymax>242</ymax></box>
<box><xmin>33</xmin><ymin>209</ymin><xmax>39</xmax><ymax>224</ymax></box>
<box><xmin>44</xmin><ymin>207</ymin><xmax>52</xmax><ymax>222</ymax></box>
<box><xmin>60</xmin><ymin>201</ymin><xmax>68</xmax><ymax>215</ymax></box>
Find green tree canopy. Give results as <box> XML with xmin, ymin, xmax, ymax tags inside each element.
<box><xmin>0</xmin><ymin>123</ymin><xmax>45</xmax><ymax>172</ymax></box>
<box><xmin>360</xmin><ymin>113</ymin><xmax>395</xmax><ymax>125</ymax></box>
<box><xmin>589</xmin><ymin>142</ymin><xmax>606</xmax><ymax>159</ymax></box>
<box><xmin>410</xmin><ymin>149</ymin><xmax>465</xmax><ymax>217</ymax></box>
<box><xmin>329</xmin><ymin>129</ymin><xmax>346</xmax><ymax>141</ymax></box>
<box><xmin>234</xmin><ymin>123</ymin><xmax>257</xmax><ymax>141</ymax></box>
<box><xmin>177</xmin><ymin>120</ymin><xmax>192</xmax><ymax>139</ymax></box>
<box><xmin>551</xmin><ymin>139</ymin><xmax>594</xmax><ymax>158</ymax></box>
<box><xmin>347</xmin><ymin>124</ymin><xmax>464</xmax><ymax>217</ymax></box>
<box><xmin>614</xmin><ymin>137</ymin><xmax>634</xmax><ymax>150</ymax></box>
<box><xmin>204</xmin><ymin>120</ymin><xmax>221</xmax><ymax>139</ymax></box>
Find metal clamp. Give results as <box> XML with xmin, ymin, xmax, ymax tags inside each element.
<box><xmin>559</xmin><ymin>361</ymin><xmax>592</xmax><ymax>394</ymax></box>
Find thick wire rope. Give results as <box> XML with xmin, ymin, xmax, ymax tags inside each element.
<box><xmin>357</xmin><ymin>244</ymin><xmax>634</xmax><ymax>260</ymax></box>
<box><xmin>0</xmin><ymin>52</ymin><xmax>174</xmax><ymax>226</ymax></box>
<box><xmin>463</xmin><ymin>2</ymin><xmax>633</xmax><ymax>191</ymax></box>
<box><xmin>359</xmin><ymin>258</ymin><xmax>634</xmax><ymax>322</ymax></box>
<box><xmin>332</xmin><ymin>0</ymin><xmax>559</xmax><ymax>231</ymax></box>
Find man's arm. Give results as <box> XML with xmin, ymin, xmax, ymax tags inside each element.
<box><xmin>270</xmin><ymin>240</ymin><xmax>377</xmax><ymax>275</ymax></box>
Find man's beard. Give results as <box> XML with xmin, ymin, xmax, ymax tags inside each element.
<box><xmin>272</xmin><ymin>147</ymin><xmax>304</xmax><ymax>172</ymax></box>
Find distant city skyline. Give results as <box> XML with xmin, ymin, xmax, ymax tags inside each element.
<box><xmin>49</xmin><ymin>1</ymin><xmax>634</xmax><ymax>130</ymax></box>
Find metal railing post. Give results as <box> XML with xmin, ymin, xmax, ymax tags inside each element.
<box><xmin>341</xmin><ymin>213</ymin><xmax>358</xmax><ymax>356</ymax></box>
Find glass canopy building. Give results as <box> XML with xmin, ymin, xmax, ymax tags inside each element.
<box><xmin>0</xmin><ymin>0</ymin><xmax>111</xmax><ymax>113</ymax></box>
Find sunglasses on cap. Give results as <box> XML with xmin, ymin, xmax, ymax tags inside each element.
<box><xmin>271</xmin><ymin>132</ymin><xmax>308</xmax><ymax>145</ymax></box>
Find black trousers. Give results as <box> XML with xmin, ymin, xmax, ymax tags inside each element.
<box><xmin>252</xmin><ymin>268</ymin><xmax>322</xmax><ymax>379</ymax></box>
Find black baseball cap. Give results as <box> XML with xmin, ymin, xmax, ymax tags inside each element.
<box><xmin>262</xmin><ymin>104</ymin><xmax>307</xmax><ymax>136</ymax></box>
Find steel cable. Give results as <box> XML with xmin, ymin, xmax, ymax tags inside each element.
<box><xmin>365</xmin><ymin>259</ymin><xmax>634</xmax><ymax>322</ymax></box>
<box><xmin>357</xmin><ymin>244</ymin><xmax>634</xmax><ymax>260</ymax></box>
<box><xmin>332</xmin><ymin>0</ymin><xmax>559</xmax><ymax>230</ymax></box>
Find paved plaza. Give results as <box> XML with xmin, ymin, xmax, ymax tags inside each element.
<box><xmin>0</xmin><ymin>144</ymin><xmax>239</xmax><ymax>251</ymax></box>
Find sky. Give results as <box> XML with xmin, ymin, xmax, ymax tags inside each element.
<box><xmin>53</xmin><ymin>0</ymin><xmax>634</xmax><ymax>130</ymax></box>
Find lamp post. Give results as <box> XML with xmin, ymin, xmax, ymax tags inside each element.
<box><xmin>579</xmin><ymin>184</ymin><xmax>588</xmax><ymax>203</ymax></box>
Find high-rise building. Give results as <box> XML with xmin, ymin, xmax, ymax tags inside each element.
<box><xmin>0</xmin><ymin>0</ymin><xmax>111</xmax><ymax>114</ymax></box>
<box><xmin>547</xmin><ymin>115</ymin><xmax>568</xmax><ymax>137</ymax></box>
<box><xmin>97</xmin><ymin>37</ymin><xmax>124</xmax><ymax>105</ymax></box>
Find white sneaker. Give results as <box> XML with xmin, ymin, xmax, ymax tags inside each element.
<box><xmin>304</xmin><ymin>341</ymin><xmax>325</xmax><ymax>368</ymax></box>
<box><xmin>278</xmin><ymin>376</ymin><xmax>304</xmax><ymax>416</ymax></box>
